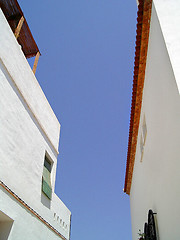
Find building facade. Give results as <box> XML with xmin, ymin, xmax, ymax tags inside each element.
<box><xmin>124</xmin><ymin>0</ymin><xmax>180</xmax><ymax>239</ymax></box>
<box><xmin>0</xmin><ymin>1</ymin><xmax>71</xmax><ymax>239</ymax></box>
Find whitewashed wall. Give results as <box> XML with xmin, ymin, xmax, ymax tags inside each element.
<box><xmin>130</xmin><ymin>3</ymin><xmax>180</xmax><ymax>240</ymax></box>
<box><xmin>153</xmin><ymin>0</ymin><xmax>180</xmax><ymax>94</ymax></box>
<box><xmin>0</xmin><ymin>9</ymin><xmax>60</xmax><ymax>153</ymax></box>
<box><xmin>0</xmin><ymin>8</ymin><xmax>71</xmax><ymax>239</ymax></box>
<box><xmin>0</xmin><ymin>186</ymin><xmax>68</xmax><ymax>240</ymax></box>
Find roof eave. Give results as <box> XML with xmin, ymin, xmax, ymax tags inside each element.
<box><xmin>124</xmin><ymin>0</ymin><xmax>152</xmax><ymax>195</ymax></box>
<box><xmin>0</xmin><ymin>0</ymin><xmax>40</xmax><ymax>58</ymax></box>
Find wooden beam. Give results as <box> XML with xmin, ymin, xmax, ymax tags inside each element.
<box><xmin>33</xmin><ymin>51</ymin><xmax>40</xmax><ymax>75</ymax></box>
<box><xmin>14</xmin><ymin>16</ymin><xmax>24</xmax><ymax>39</ymax></box>
<box><xmin>7</xmin><ymin>14</ymin><xmax>22</xmax><ymax>21</ymax></box>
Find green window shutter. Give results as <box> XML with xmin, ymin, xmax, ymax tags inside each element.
<box><xmin>42</xmin><ymin>157</ymin><xmax>52</xmax><ymax>199</ymax></box>
<box><xmin>43</xmin><ymin>167</ymin><xmax>51</xmax><ymax>185</ymax></box>
<box><xmin>42</xmin><ymin>178</ymin><xmax>52</xmax><ymax>199</ymax></box>
<box><xmin>44</xmin><ymin>157</ymin><xmax>51</xmax><ymax>172</ymax></box>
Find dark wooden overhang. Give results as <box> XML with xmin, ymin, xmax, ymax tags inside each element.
<box><xmin>0</xmin><ymin>0</ymin><xmax>40</xmax><ymax>60</ymax></box>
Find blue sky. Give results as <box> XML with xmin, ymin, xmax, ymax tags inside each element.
<box><xmin>19</xmin><ymin>1</ymin><xmax>137</xmax><ymax>239</ymax></box>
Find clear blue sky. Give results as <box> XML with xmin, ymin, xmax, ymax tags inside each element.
<box><xmin>19</xmin><ymin>1</ymin><xmax>137</xmax><ymax>239</ymax></box>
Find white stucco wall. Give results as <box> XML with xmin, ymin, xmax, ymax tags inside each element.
<box><xmin>153</xmin><ymin>0</ymin><xmax>180</xmax><ymax>94</ymax></box>
<box><xmin>130</xmin><ymin>3</ymin><xmax>180</xmax><ymax>240</ymax></box>
<box><xmin>0</xmin><ymin>8</ymin><xmax>60</xmax><ymax>153</ymax></box>
<box><xmin>0</xmin><ymin>8</ymin><xmax>71</xmax><ymax>239</ymax></box>
<box><xmin>0</xmin><ymin>186</ymin><xmax>68</xmax><ymax>240</ymax></box>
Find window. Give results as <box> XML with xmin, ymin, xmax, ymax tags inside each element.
<box><xmin>42</xmin><ymin>154</ymin><xmax>52</xmax><ymax>199</ymax></box>
<box><xmin>140</xmin><ymin>115</ymin><xmax>147</xmax><ymax>161</ymax></box>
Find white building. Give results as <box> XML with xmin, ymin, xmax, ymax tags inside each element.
<box><xmin>0</xmin><ymin>1</ymin><xmax>71</xmax><ymax>239</ymax></box>
<box><xmin>124</xmin><ymin>0</ymin><xmax>180</xmax><ymax>239</ymax></box>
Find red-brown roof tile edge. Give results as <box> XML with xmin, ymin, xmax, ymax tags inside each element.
<box><xmin>0</xmin><ymin>0</ymin><xmax>40</xmax><ymax>58</ymax></box>
<box><xmin>124</xmin><ymin>0</ymin><xmax>152</xmax><ymax>195</ymax></box>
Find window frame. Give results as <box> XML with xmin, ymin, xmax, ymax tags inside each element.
<box><xmin>42</xmin><ymin>154</ymin><xmax>53</xmax><ymax>199</ymax></box>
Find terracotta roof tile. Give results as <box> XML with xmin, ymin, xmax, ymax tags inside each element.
<box><xmin>124</xmin><ymin>0</ymin><xmax>152</xmax><ymax>195</ymax></box>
